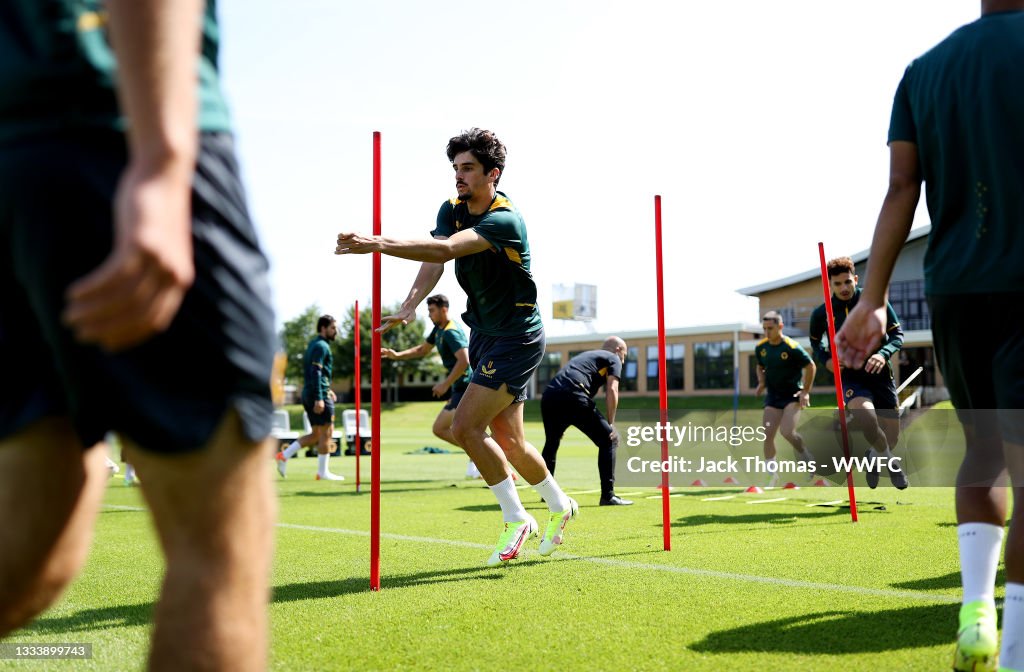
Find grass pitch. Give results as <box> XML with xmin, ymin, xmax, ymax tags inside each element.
<box><xmin>2</xmin><ymin>400</ymin><xmax>1000</xmax><ymax>671</ymax></box>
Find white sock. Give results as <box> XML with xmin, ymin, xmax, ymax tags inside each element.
<box><xmin>124</xmin><ymin>464</ymin><xmax>135</xmax><ymax>480</ymax></box>
<box><xmin>317</xmin><ymin>453</ymin><xmax>330</xmax><ymax>476</ymax></box>
<box><xmin>532</xmin><ymin>474</ymin><xmax>571</xmax><ymax>512</ymax></box>
<box><xmin>958</xmin><ymin>523</ymin><xmax>1004</xmax><ymax>604</ymax></box>
<box><xmin>1001</xmin><ymin>582</ymin><xmax>1024</xmax><ymax>671</ymax></box>
<box><xmin>489</xmin><ymin>476</ymin><xmax>528</xmax><ymax>522</ymax></box>
<box><xmin>283</xmin><ymin>440</ymin><xmax>302</xmax><ymax>459</ymax></box>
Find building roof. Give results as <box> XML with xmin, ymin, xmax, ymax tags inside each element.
<box><xmin>545</xmin><ymin>323</ymin><xmax>764</xmax><ymax>346</ymax></box>
<box><xmin>736</xmin><ymin>225</ymin><xmax>931</xmax><ymax>297</ymax></box>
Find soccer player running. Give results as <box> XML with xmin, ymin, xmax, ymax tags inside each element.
<box><xmin>755</xmin><ymin>312</ymin><xmax>816</xmax><ymax>488</ymax></box>
<box><xmin>836</xmin><ymin>4</ymin><xmax>1024</xmax><ymax>669</ymax></box>
<box><xmin>0</xmin><ymin>1</ymin><xmax>277</xmax><ymax>669</ymax></box>
<box><xmin>809</xmin><ymin>256</ymin><xmax>908</xmax><ymax>490</ymax></box>
<box><xmin>541</xmin><ymin>337</ymin><xmax>633</xmax><ymax>505</ymax></box>
<box><xmin>277</xmin><ymin>315</ymin><xmax>344</xmax><ymax>480</ymax></box>
<box><xmin>336</xmin><ymin>128</ymin><xmax>577</xmax><ymax>566</ymax></box>
<box><xmin>381</xmin><ymin>293</ymin><xmax>482</xmax><ymax>478</ymax></box>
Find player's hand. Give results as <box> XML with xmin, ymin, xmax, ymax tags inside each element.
<box><xmin>609</xmin><ymin>426</ymin><xmax>619</xmax><ymax>443</ymax></box>
<box><xmin>864</xmin><ymin>353</ymin><xmax>887</xmax><ymax>374</ymax></box>
<box><xmin>63</xmin><ymin>159</ymin><xmax>194</xmax><ymax>351</ymax></box>
<box><xmin>756</xmin><ymin>382</ymin><xmax>765</xmax><ymax>397</ymax></box>
<box><xmin>378</xmin><ymin>305</ymin><xmax>416</xmax><ymax>333</ymax></box>
<box><xmin>314</xmin><ymin>399</ymin><xmax>325</xmax><ymax>414</ymax></box>
<box><xmin>381</xmin><ymin>347</ymin><xmax>398</xmax><ymax>359</ymax></box>
<box><xmin>798</xmin><ymin>391</ymin><xmax>811</xmax><ymax>409</ymax></box>
<box><xmin>431</xmin><ymin>382</ymin><xmax>449</xmax><ymax>398</ymax></box>
<box><xmin>335</xmin><ymin>232</ymin><xmax>381</xmax><ymax>255</ymax></box>
<box><xmin>328</xmin><ymin>389</ymin><xmax>337</xmax><ymax>402</ymax></box>
<box><xmin>835</xmin><ymin>303</ymin><xmax>886</xmax><ymax>369</ymax></box>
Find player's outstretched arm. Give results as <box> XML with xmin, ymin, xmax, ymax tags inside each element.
<box><xmin>380</xmin><ymin>261</ymin><xmax>445</xmax><ymax>333</ymax></box>
<box><xmin>63</xmin><ymin>0</ymin><xmax>203</xmax><ymax>351</ymax></box>
<box><xmin>335</xmin><ymin>228</ymin><xmax>492</xmax><ymax>263</ymax></box>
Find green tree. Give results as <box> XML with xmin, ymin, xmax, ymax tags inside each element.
<box><xmin>278</xmin><ymin>304</ymin><xmax>322</xmax><ymax>384</ymax></box>
<box><xmin>335</xmin><ymin>303</ymin><xmax>444</xmax><ymax>403</ymax></box>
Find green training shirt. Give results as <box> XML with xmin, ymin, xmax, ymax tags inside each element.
<box><xmin>755</xmin><ymin>336</ymin><xmax>812</xmax><ymax>396</ymax></box>
<box><xmin>888</xmin><ymin>10</ymin><xmax>1024</xmax><ymax>294</ymax></box>
<box><xmin>0</xmin><ymin>0</ymin><xmax>231</xmax><ymax>144</ymax></box>
<box><xmin>302</xmin><ymin>337</ymin><xmax>333</xmax><ymax>402</ymax></box>
<box><xmin>431</xmin><ymin>192</ymin><xmax>543</xmax><ymax>337</ymax></box>
<box><xmin>426</xmin><ymin>320</ymin><xmax>472</xmax><ymax>390</ymax></box>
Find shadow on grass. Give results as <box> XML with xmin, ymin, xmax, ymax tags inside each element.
<box><xmin>892</xmin><ymin>568</ymin><xmax>1005</xmax><ymax>592</ymax></box>
<box><xmin>272</xmin><ymin>566</ymin><xmax>507</xmax><ymax>602</ymax></box>
<box><xmin>28</xmin><ymin>602</ymin><xmax>153</xmax><ymax>634</ymax></box>
<box><xmin>690</xmin><ymin>603</ymin><xmax>955</xmax><ymax>654</ymax></box>
<box><xmin>671</xmin><ymin>510</ymin><xmax>848</xmax><ymax>528</ymax></box>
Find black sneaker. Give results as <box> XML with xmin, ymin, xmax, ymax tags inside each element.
<box><xmin>599</xmin><ymin>495</ymin><xmax>633</xmax><ymax>506</ymax></box>
<box><xmin>888</xmin><ymin>464</ymin><xmax>909</xmax><ymax>490</ymax></box>
<box><xmin>864</xmin><ymin>450</ymin><xmax>879</xmax><ymax>489</ymax></box>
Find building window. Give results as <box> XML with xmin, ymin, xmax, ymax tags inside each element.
<box><xmin>888</xmin><ymin>279</ymin><xmax>930</xmax><ymax>331</ymax></box>
<box><xmin>647</xmin><ymin>344</ymin><xmax>684</xmax><ymax>391</ymax></box>
<box><xmin>568</xmin><ymin>350</ymin><xmax>586</xmax><ymax>360</ymax></box>
<box><xmin>535</xmin><ymin>352</ymin><xmax>563</xmax><ymax>390</ymax></box>
<box><xmin>694</xmin><ymin>340</ymin><xmax>734</xmax><ymax>390</ymax></box>
<box><xmin>621</xmin><ymin>347</ymin><xmax>639</xmax><ymax>392</ymax></box>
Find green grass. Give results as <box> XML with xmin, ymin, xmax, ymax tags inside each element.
<box><xmin>2</xmin><ymin>402</ymin><xmax>1000</xmax><ymax>671</ymax></box>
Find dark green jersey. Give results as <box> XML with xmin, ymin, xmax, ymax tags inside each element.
<box><xmin>0</xmin><ymin>0</ymin><xmax>231</xmax><ymax>145</ymax></box>
<box><xmin>808</xmin><ymin>288</ymin><xmax>903</xmax><ymax>382</ymax></box>
<box><xmin>426</xmin><ymin>320</ymin><xmax>472</xmax><ymax>389</ymax></box>
<box><xmin>755</xmin><ymin>336</ymin><xmax>812</xmax><ymax>396</ymax></box>
<box><xmin>302</xmin><ymin>337</ymin><xmax>333</xmax><ymax>401</ymax></box>
<box><xmin>888</xmin><ymin>10</ymin><xmax>1024</xmax><ymax>294</ymax></box>
<box><xmin>431</xmin><ymin>192</ymin><xmax>543</xmax><ymax>337</ymax></box>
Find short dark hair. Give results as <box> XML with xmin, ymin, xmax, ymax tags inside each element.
<box><xmin>317</xmin><ymin>315</ymin><xmax>336</xmax><ymax>331</ymax></box>
<box><xmin>446</xmin><ymin>128</ymin><xmax>506</xmax><ymax>184</ymax></box>
<box><xmin>426</xmin><ymin>294</ymin><xmax>449</xmax><ymax>309</ymax></box>
<box><xmin>762</xmin><ymin>310</ymin><xmax>782</xmax><ymax>325</ymax></box>
<box><xmin>827</xmin><ymin>256</ymin><xmax>856</xmax><ymax>278</ymax></box>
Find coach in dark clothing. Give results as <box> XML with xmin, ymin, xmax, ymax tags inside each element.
<box><xmin>541</xmin><ymin>336</ymin><xmax>631</xmax><ymax>506</ymax></box>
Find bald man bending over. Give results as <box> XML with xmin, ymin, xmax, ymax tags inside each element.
<box><xmin>541</xmin><ymin>337</ymin><xmax>632</xmax><ymax>505</ymax></box>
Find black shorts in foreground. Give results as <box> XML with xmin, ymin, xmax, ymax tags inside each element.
<box><xmin>0</xmin><ymin>130</ymin><xmax>276</xmax><ymax>454</ymax></box>
<box><xmin>930</xmin><ymin>293</ymin><xmax>1024</xmax><ymax>443</ymax></box>
<box><xmin>764</xmin><ymin>388</ymin><xmax>800</xmax><ymax>410</ymax></box>
<box><xmin>303</xmin><ymin>395</ymin><xmax>335</xmax><ymax>426</ymax></box>
<box><xmin>468</xmin><ymin>328</ymin><xmax>545</xmax><ymax>404</ymax></box>
<box><xmin>843</xmin><ymin>374</ymin><xmax>898</xmax><ymax>410</ymax></box>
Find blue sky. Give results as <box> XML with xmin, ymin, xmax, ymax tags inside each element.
<box><xmin>217</xmin><ymin>0</ymin><xmax>978</xmax><ymax>336</ymax></box>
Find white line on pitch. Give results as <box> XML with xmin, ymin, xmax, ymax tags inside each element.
<box><xmin>747</xmin><ymin>497</ymin><xmax>788</xmax><ymax>505</ymax></box>
<box><xmin>701</xmin><ymin>495</ymin><xmax>736</xmax><ymax>501</ymax></box>
<box><xmin>104</xmin><ymin>505</ymin><xmax>956</xmax><ymax>604</ymax></box>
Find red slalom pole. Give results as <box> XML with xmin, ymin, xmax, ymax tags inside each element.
<box><xmin>354</xmin><ymin>300</ymin><xmax>361</xmax><ymax>493</ymax></box>
<box><xmin>370</xmin><ymin>132</ymin><xmax>383</xmax><ymax>589</ymax></box>
<box><xmin>654</xmin><ymin>195</ymin><xmax>671</xmax><ymax>551</ymax></box>
<box><xmin>817</xmin><ymin>242</ymin><xmax>859</xmax><ymax>523</ymax></box>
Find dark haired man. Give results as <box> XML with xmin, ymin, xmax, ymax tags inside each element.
<box><xmin>837</xmin><ymin>3</ymin><xmax>1024</xmax><ymax>668</ymax></box>
<box><xmin>0</xmin><ymin>1</ymin><xmax>276</xmax><ymax>668</ymax></box>
<box><xmin>276</xmin><ymin>315</ymin><xmax>343</xmax><ymax>480</ymax></box>
<box><xmin>382</xmin><ymin>294</ymin><xmax>481</xmax><ymax>477</ymax></box>
<box><xmin>336</xmin><ymin>128</ymin><xmax>577</xmax><ymax>566</ymax></box>
<box><xmin>809</xmin><ymin>257</ymin><xmax>907</xmax><ymax>491</ymax></box>
<box><xmin>755</xmin><ymin>312</ymin><xmax>816</xmax><ymax>487</ymax></box>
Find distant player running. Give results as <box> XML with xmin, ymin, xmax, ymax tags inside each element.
<box><xmin>381</xmin><ymin>294</ymin><xmax>482</xmax><ymax>478</ymax></box>
<box><xmin>809</xmin><ymin>256</ymin><xmax>907</xmax><ymax>490</ymax></box>
<box><xmin>755</xmin><ymin>312</ymin><xmax>816</xmax><ymax>487</ymax></box>
<box><xmin>336</xmin><ymin>128</ymin><xmax>576</xmax><ymax>566</ymax></box>
<box><xmin>276</xmin><ymin>315</ymin><xmax>343</xmax><ymax>481</ymax></box>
